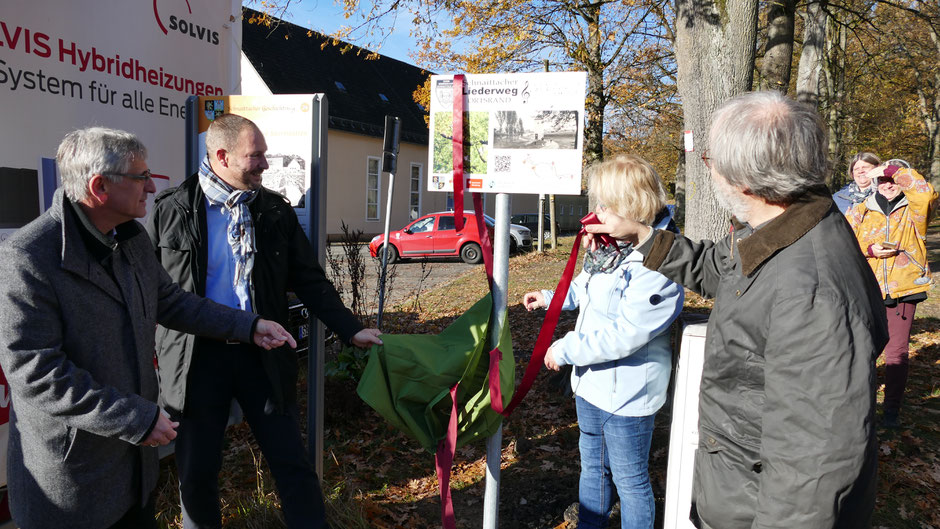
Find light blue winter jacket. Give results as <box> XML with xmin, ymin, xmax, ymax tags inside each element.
<box><xmin>542</xmin><ymin>217</ymin><xmax>683</xmax><ymax>417</ymax></box>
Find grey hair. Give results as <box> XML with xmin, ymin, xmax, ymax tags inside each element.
<box><xmin>848</xmin><ymin>152</ymin><xmax>881</xmax><ymax>180</ymax></box>
<box><xmin>56</xmin><ymin>127</ymin><xmax>147</xmax><ymax>202</ymax></box>
<box><xmin>708</xmin><ymin>91</ymin><xmax>828</xmax><ymax>204</ymax></box>
<box><xmin>205</xmin><ymin>113</ymin><xmax>257</xmax><ymax>155</ymax></box>
<box><xmin>886</xmin><ymin>158</ymin><xmax>911</xmax><ymax>168</ymax></box>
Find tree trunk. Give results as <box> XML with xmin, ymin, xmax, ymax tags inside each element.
<box><xmin>759</xmin><ymin>0</ymin><xmax>797</xmax><ymax>93</ymax></box>
<box><xmin>675</xmin><ymin>0</ymin><xmax>759</xmax><ymax>242</ymax></box>
<box><xmin>796</xmin><ymin>0</ymin><xmax>828</xmax><ymax>107</ymax></box>
<box><xmin>673</xmin><ymin>146</ymin><xmax>686</xmax><ymax>230</ymax></box>
<box><xmin>824</xmin><ymin>14</ymin><xmax>847</xmax><ymax>190</ymax></box>
<box><xmin>922</xmin><ymin>22</ymin><xmax>940</xmax><ymax>188</ymax></box>
<box><xmin>583</xmin><ymin>3</ymin><xmax>605</xmax><ymax>168</ymax></box>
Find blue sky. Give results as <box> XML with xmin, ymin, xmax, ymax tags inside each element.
<box><xmin>276</xmin><ymin>0</ymin><xmax>422</xmax><ymax>66</ymax></box>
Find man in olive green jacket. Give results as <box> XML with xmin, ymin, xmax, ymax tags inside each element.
<box><xmin>585</xmin><ymin>91</ymin><xmax>888</xmax><ymax>529</ymax></box>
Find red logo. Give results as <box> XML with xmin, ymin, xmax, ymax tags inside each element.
<box><xmin>153</xmin><ymin>0</ymin><xmax>192</xmax><ymax>35</ymax></box>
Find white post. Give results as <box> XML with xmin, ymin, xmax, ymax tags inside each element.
<box><xmin>537</xmin><ymin>193</ymin><xmax>545</xmax><ymax>253</ymax></box>
<box><xmin>377</xmin><ymin>170</ymin><xmax>395</xmax><ymax>329</ymax></box>
<box><xmin>483</xmin><ymin>193</ymin><xmax>510</xmax><ymax>528</ymax></box>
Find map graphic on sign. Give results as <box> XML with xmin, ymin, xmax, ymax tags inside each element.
<box><xmin>428</xmin><ymin>72</ymin><xmax>586</xmax><ymax>196</ymax></box>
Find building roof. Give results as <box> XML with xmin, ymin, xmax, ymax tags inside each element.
<box><xmin>241</xmin><ymin>8</ymin><xmax>431</xmax><ymax>145</ymax></box>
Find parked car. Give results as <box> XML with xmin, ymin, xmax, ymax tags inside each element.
<box><xmin>510</xmin><ymin>213</ymin><xmax>561</xmax><ymax>241</ymax></box>
<box><xmin>369</xmin><ymin>211</ymin><xmax>531</xmax><ymax>264</ymax></box>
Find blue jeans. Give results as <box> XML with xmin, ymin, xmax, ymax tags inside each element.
<box><xmin>576</xmin><ymin>396</ymin><xmax>656</xmax><ymax>529</ymax></box>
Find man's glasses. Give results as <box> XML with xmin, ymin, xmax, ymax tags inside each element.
<box><xmin>700</xmin><ymin>149</ymin><xmax>712</xmax><ymax>169</ymax></box>
<box><xmin>106</xmin><ymin>169</ymin><xmax>152</xmax><ymax>182</ymax></box>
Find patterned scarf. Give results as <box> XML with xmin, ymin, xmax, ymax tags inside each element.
<box><xmin>582</xmin><ymin>206</ymin><xmax>680</xmax><ymax>275</ymax></box>
<box><xmin>198</xmin><ymin>156</ymin><xmax>259</xmax><ymax>306</ymax></box>
<box><xmin>842</xmin><ymin>182</ymin><xmax>873</xmax><ymax>206</ymax></box>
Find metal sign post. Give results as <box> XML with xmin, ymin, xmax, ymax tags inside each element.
<box><xmin>377</xmin><ymin>115</ymin><xmax>401</xmax><ymax>329</ymax></box>
<box><xmin>483</xmin><ymin>192</ymin><xmax>511</xmax><ymax>529</ymax></box>
<box><xmin>306</xmin><ymin>94</ymin><xmax>329</xmax><ymax>478</ymax></box>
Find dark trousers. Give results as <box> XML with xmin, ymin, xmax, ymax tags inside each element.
<box><xmin>108</xmin><ymin>494</ymin><xmax>157</xmax><ymax>529</ymax></box>
<box><xmin>176</xmin><ymin>340</ymin><xmax>328</xmax><ymax>529</ymax></box>
<box><xmin>883</xmin><ymin>301</ymin><xmax>916</xmax><ymax>413</ymax></box>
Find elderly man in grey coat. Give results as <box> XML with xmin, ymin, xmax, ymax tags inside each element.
<box><xmin>0</xmin><ymin>127</ymin><xmax>296</xmax><ymax>529</ymax></box>
<box><xmin>585</xmin><ymin>91</ymin><xmax>889</xmax><ymax>528</ymax></box>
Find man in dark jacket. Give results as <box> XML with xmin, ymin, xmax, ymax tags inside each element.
<box><xmin>146</xmin><ymin>113</ymin><xmax>381</xmax><ymax>529</ymax></box>
<box><xmin>584</xmin><ymin>91</ymin><xmax>888</xmax><ymax>528</ymax></box>
<box><xmin>0</xmin><ymin>127</ymin><xmax>295</xmax><ymax>529</ymax></box>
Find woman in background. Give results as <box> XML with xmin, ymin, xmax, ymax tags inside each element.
<box><xmin>847</xmin><ymin>160</ymin><xmax>936</xmax><ymax>428</ymax></box>
<box><xmin>522</xmin><ymin>154</ymin><xmax>683</xmax><ymax>529</ymax></box>
<box><xmin>834</xmin><ymin>152</ymin><xmax>880</xmax><ymax>213</ymax></box>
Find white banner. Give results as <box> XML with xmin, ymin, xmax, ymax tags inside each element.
<box><xmin>428</xmin><ymin>72</ymin><xmax>586</xmax><ymax>196</ymax></box>
<box><xmin>0</xmin><ymin>0</ymin><xmax>241</xmax><ymax>193</ymax></box>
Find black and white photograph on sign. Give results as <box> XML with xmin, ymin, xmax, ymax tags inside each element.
<box><xmin>493</xmin><ymin>110</ymin><xmax>579</xmax><ymax>149</ymax></box>
<box><xmin>263</xmin><ymin>153</ymin><xmax>307</xmax><ymax>206</ymax></box>
<box><xmin>427</xmin><ymin>72</ymin><xmax>586</xmax><ymax>195</ymax></box>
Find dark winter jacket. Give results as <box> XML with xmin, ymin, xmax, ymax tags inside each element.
<box><xmin>640</xmin><ymin>187</ymin><xmax>888</xmax><ymax>529</ymax></box>
<box><xmin>146</xmin><ymin>175</ymin><xmax>363</xmax><ymax>416</ymax></box>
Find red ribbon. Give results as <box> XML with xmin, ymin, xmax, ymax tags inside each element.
<box><xmin>434</xmin><ymin>384</ymin><xmax>459</xmax><ymax>529</ymax></box>
<box><xmin>452</xmin><ymin>74</ymin><xmax>466</xmax><ymax>232</ymax></box>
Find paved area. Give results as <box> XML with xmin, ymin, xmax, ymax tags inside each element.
<box><xmin>324</xmin><ymin>243</ymin><xmax>478</xmax><ymax>313</ymax></box>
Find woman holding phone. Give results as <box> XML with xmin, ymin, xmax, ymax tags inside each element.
<box><xmin>847</xmin><ymin>160</ymin><xmax>937</xmax><ymax>428</ymax></box>
<box><xmin>522</xmin><ymin>154</ymin><xmax>683</xmax><ymax>529</ymax></box>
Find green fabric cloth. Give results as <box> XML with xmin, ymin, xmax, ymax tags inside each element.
<box><xmin>357</xmin><ymin>295</ymin><xmax>514</xmax><ymax>452</ymax></box>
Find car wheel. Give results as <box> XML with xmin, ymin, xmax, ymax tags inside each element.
<box><xmin>510</xmin><ymin>238</ymin><xmax>518</xmax><ymax>253</ymax></box>
<box><xmin>542</xmin><ymin>230</ymin><xmax>552</xmax><ymax>242</ymax></box>
<box><xmin>378</xmin><ymin>244</ymin><xmax>398</xmax><ymax>264</ymax></box>
<box><xmin>460</xmin><ymin>242</ymin><xmax>482</xmax><ymax>264</ymax></box>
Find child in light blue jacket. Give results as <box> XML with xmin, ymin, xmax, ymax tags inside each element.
<box><xmin>523</xmin><ymin>154</ymin><xmax>683</xmax><ymax>529</ymax></box>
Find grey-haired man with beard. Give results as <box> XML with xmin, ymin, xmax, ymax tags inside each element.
<box><xmin>585</xmin><ymin>91</ymin><xmax>888</xmax><ymax>528</ymax></box>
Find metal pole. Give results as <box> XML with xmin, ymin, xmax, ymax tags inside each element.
<box><xmin>307</xmin><ymin>94</ymin><xmax>329</xmax><ymax>478</ymax></box>
<box><xmin>549</xmin><ymin>194</ymin><xmax>557</xmax><ymax>249</ymax></box>
<box><xmin>377</xmin><ymin>169</ymin><xmax>396</xmax><ymax>329</ymax></box>
<box><xmin>483</xmin><ymin>193</ymin><xmax>510</xmax><ymax>529</ymax></box>
<box><xmin>537</xmin><ymin>193</ymin><xmax>544</xmax><ymax>253</ymax></box>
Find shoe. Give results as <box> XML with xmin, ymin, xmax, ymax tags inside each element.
<box><xmin>882</xmin><ymin>409</ymin><xmax>900</xmax><ymax>429</ymax></box>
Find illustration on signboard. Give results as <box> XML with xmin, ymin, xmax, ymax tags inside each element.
<box><xmin>493</xmin><ymin>110</ymin><xmax>579</xmax><ymax>150</ymax></box>
<box><xmin>427</xmin><ymin>72</ymin><xmax>586</xmax><ymax>195</ymax></box>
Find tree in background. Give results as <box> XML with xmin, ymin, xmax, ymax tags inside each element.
<box><xmin>249</xmin><ymin>0</ymin><xmax>937</xmax><ymax>238</ymax></box>
<box><xmin>673</xmin><ymin>0</ymin><xmax>759</xmax><ymax>241</ymax></box>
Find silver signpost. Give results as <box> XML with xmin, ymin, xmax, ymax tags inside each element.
<box><xmin>377</xmin><ymin>115</ymin><xmax>402</xmax><ymax>329</ymax></box>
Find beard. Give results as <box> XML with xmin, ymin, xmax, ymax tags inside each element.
<box><xmin>712</xmin><ymin>174</ymin><xmax>752</xmax><ymax>223</ymax></box>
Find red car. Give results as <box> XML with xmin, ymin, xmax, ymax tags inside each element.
<box><xmin>369</xmin><ymin>211</ymin><xmax>496</xmax><ymax>264</ymax></box>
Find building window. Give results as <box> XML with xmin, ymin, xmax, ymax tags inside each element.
<box><xmin>366</xmin><ymin>156</ymin><xmax>380</xmax><ymax>220</ymax></box>
<box><xmin>409</xmin><ymin>163</ymin><xmax>423</xmax><ymax>220</ymax></box>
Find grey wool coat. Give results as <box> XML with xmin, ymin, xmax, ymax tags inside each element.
<box><xmin>0</xmin><ymin>190</ymin><xmax>257</xmax><ymax>529</ymax></box>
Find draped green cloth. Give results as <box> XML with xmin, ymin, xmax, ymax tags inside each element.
<box><xmin>357</xmin><ymin>295</ymin><xmax>514</xmax><ymax>452</ymax></box>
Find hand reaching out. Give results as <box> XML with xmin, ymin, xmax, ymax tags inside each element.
<box><xmin>522</xmin><ymin>291</ymin><xmax>547</xmax><ymax>311</ymax></box>
<box><xmin>351</xmin><ymin>328</ymin><xmax>383</xmax><ymax>348</ymax></box>
<box><xmin>253</xmin><ymin>319</ymin><xmax>297</xmax><ymax>350</ymax></box>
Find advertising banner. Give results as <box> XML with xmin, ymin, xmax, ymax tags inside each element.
<box><xmin>427</xmin><ymin>72</ymin><xmax>586</xmax><ymax>196</ymax></box>
<box><xmin>0</xmin><ymin>0</ymin><xmax>242</xmax><ymax>240</ymax></box>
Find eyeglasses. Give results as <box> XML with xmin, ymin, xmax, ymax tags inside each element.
<box><xmin>700</xmin><ymin>150</ymin><xmax>712</xmax><ymax>169</ymax></box>
<box><xmin>106</xmin><ymin>169</ymin><xmax>153</xmax><ymax>182</ymax></box>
